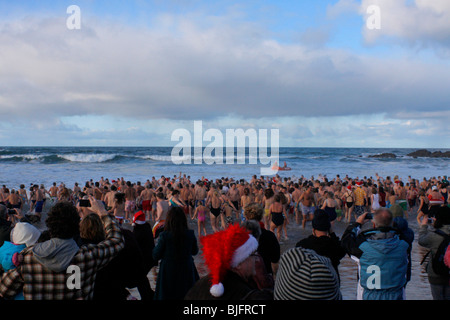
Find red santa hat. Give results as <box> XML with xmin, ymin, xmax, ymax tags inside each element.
<box><xmin>200</xmin><ymin>224</ymin><xmax>258</xmax><ymax>298</ymax></box>
<box><xmin>132</xmin><ymin>211</ymin><xmax>146</xmax><ymax>225</ymax></box>
<box><xmin>356</xmin><ymin>181</ymin><xmax>363</xmax><ymax>186</ymax></box>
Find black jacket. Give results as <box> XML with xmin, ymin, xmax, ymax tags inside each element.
<box><xmin>185</xmin><ymin>271</ymin><xmax>273</xmax><ymax>300</ymax></box>
<box><xmin>296</xmin><ymin>232</ymin><xmax>346</xmax><ymax>274</ymax></box>
<box><xmin>133</xmin><ymin>223</ymin><xmax>156</xmax><ymax>273</ymax></box>
<box><xmin>258</xmin><ymin>228</ymin><xmax>280</xmax><ymax>274</ymax></box>
<box><xmin>0</xmin><ymin>219</ymin><xmax>12</xmax><ymax>248</ymax></box>
<box><xmin>77</xmin><ymin>229</ymin><xmax>150</xmax><ymax>300</ymax></box>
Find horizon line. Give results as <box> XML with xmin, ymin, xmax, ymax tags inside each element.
<box><xmin>1</xmin><ymin>146</ymin><xmax>449</xmax><ymax>149</ymax></box>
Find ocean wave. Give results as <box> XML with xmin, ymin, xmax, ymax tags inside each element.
<box><xmin>0</xmin><ymin>154</ymin><xmax>47</xmax><ymax>161</ymax></box>
<box><xmin>56</xmin><ymin>154</ymin><xmax>117</xmax><ymax>163</ymax></box>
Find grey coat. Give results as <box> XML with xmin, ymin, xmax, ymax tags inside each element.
<box><xmin>418</xmin><ymin>224</ymin><xmax>450</xmax><ymax>285</ymax></box>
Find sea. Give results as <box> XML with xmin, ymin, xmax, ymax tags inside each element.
<box><xmin>0</xmin><ymin>146</ymin><xmax>449</xmax><ymax>189</ymax></box>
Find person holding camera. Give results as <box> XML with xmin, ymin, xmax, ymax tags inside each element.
<box><xmin>341</xmin><ymin>208</ymin><xmax>409</xmax><ymax>300</ymax></box>
<box><xmin>0</xmin><ymin>196</ymin><xmax>124</xmax><ymax>300</ymax></box>
<box><xmin>418</xmin><ymin>206</ymin><xmax>450</xmax><ymax>300</ymax></box>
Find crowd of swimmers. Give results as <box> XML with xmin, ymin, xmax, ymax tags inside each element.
<box><xmin>0</xmin><ymin>172</ymin><xmax>449</xmax><ymax>300</ymax></box>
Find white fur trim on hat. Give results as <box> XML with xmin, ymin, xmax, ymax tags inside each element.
<box><xmin>230</xmin><ymin>235</ymin><xmax>258</xmax><ymax>268</ymax></box>
<box><xmin>134</xmin><ymin>220</ymin><xmax>146</xmax><ymax>225</ymax></box>
<box><xmin>210</xmin><ymin>282</ymin><xmax>225</xmax><ymax>298</ymax></box>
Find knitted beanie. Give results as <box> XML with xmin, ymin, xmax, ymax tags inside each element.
<box><xmin>312</xmin><ymin>209</ymin><xmax>331</xmax><ymax>231</ymax></box>
<box><xmin>274</xmin><ymin>247</ymin><xmax>342</xmax><ymax>300</ymax></box>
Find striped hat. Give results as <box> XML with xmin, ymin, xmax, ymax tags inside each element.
<box><xmin>274</xmin><ymin>247</ymin><xmax>342</xmax><ymax>300</ymax></box>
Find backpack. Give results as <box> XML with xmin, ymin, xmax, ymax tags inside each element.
<box><xmin>432</xmin><ymin>230</ymin><xmax>450</xmax><ymax>277</ymax></box>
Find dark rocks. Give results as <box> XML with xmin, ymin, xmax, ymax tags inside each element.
<box><xmin>369</xmin><ymin>153</ymin><xmax>397</xmax><ymax>158</ymax></box>
<box><xmin>406</xmin><ymin>149</ymin><xmax>432</xmax><ymax>157</ymax></box>
<box><xmin>407</xmin><ymin>149</ymin><xmax>450</xmax><ymax>158</ymax></box>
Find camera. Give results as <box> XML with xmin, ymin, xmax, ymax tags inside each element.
<box><xmin>365</xmin><ymin>213</ymin><xmax>373</xmax><ymax>220</ymax></box>
<box><xmin>427</xmin><ymin>217</ymin><xmax>434</xmax><ymax>224</ymax></box>
<box><xmin>7</xmin><ymin>209</ymin><xmax>16</xmax><ymax>215</ymax></box>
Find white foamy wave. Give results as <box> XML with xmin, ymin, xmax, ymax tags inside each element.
<box><xmin>0</xmin><ymin>154</ymin><xmax>46</xmax><ymax>160</ymax></box>
<box><xmin>57</xmin><ymin>154</ymin><xmax>117</xmax><ymax>163</ymax></box>
<box><xmin>140</xmin><ymin>154</ymin><xmax>259</xmax><ymax>163</ymax></box>
<box><xmin>138</xmin><ymin>155</ymin><xmax>177</xmax><ymax>162</ymax></box>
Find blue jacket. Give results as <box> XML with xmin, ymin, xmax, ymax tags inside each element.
<box><xmin>342</xmin><ymin>224</ymin><xmax>409</xmax><ymax>300</ymax></box>
<box><xmin>0</xmin><ymin>241</ymin><xmax>26</xmax><ymax>300</ymax></box>
<box><xmin>0</xmin><ymin>241</ymin><xmax>26</xmax><ymax>272</ymax></box>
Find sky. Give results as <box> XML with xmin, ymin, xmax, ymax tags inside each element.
<box><xmin>0</xmin><ymin>0</ymin><xmax>449</xmax><ymax>148</ymax></box>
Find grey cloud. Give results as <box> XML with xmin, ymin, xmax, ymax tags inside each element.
<box><xmin>0</xmin><ymin>14</ymin><xmax>449</xmax><ymax>124</ymax></box>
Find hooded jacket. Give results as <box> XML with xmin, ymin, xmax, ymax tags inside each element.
<box><xmin>32</xmin><ymin>238</ymin><xmax>80</xmax><ymax>273</ymax></box>
<box><xmin>418</xmin><ymin>224</ymin><xmax>450</xmax><ymax>285</ymax></box>
<box><xmin>342</xmin><ymin>223</ymin><xmax>409</xmax><ymax>300</ymax></box>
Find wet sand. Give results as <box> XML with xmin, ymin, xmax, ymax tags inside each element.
<box><xmin>143</xmin><ymin>208</ymin><xmax>433</xmax><ymax>300</ymax></box>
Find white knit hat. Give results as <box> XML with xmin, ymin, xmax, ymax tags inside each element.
<box><xmin>12</xmin><ymin>222</ymin><xmax>41</xmax><ymax>247</ymax></box>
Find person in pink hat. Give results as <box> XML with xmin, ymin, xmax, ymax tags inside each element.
<box><xmin>185</xmin><ymin>224</ymin><xmax>273</xmax><ymax>300</ymax></box>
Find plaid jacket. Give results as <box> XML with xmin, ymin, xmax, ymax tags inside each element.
<box><xmin>0</xmin><ymin>215</ymin><xmax>124</xmax><ymax>300</ymax></box>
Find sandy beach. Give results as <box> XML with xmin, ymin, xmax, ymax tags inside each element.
<box><xmin>22</xmin><ymin>197</ymin><xmax>433</xmax><ymax>300</ymax></box>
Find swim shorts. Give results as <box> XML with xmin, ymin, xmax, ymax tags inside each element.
<box><xmin>354</xmin><ymin>205</ymin><xmax>365</xmax><ymax>217</ymax></box>
<box><xmin>125</xmin><ymin>200</ymin><xmax>136</xmax><ymax>212</ymax></box>
<box><xmin>35</xmin><ymin>201</ymin><xmax>44</xmax><ymax>213</ymax></box>
<box><xmin>142</xmin><ymin>200</ymin><xmax>152</xmax><ymax>211</ymax></box>
<box><xmin>396</xmin><ymin>200</ymin><xmax>407</xmax><ymax>212</ymax></box>
<box><xmin>300</xmin><ymin>203</ymin><xmax>314</xmax><ymax>216</ymax></box>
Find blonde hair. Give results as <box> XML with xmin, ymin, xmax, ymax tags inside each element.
<box><xmin>243</xmin><ymin>203</ymin><xmax>263</xmax><ymax>221</ymax></box>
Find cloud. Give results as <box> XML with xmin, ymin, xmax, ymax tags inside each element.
<box><xmin>1</xmin><ymin>12</ymin><xmax>450</xmax><ymax>124</ymax></box>
<box><xmin>352</xmin><ymin>0</ymin><xmax>450</xmax><ymax>54</ymax></box>
<box><xmin>0</xmin><ymin>6</ymin><xmax>449</xmax><ymax>147</ymax></box>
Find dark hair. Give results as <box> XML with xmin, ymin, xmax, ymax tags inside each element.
<box><xmin>46</xmin><ymin>201</ymin><xmax>80</xmax><ymax>239</ymax></box>
<box><xmin>164</xmin><ymin>207</ymin><xmax>188</xmax><ymax>257</ymax></box>
<box><xmin>434</xmin><ymin>206</ymin><xmax>450</xmax><ymax>229</ymax></box>
<box><xmin>242</xmin><ymin>220</ymin><xmax>261</xmax><ymax>240</ymax></box>
<box><xmin>264</xmin><ymin>188</ymin><xmax>274</xmax><ymax>199</ymax></box>
<box><xmin>157</xmin><ymin>192</ymin><xmax>165</xmax><ymax>199</ymax></box>
<box><xmin>80</xmin><ymin>214</ymin><xmax>105</xmax><ymax>243</ymax></box>
<box><xmin>115</xmin><ymin>192</ymin><xmax>125</xmax><ymax>204</ymax></box>
<box><xmin>0</xmin><ymin>204</ymin><xmax>7</xmax><ymax>221</ymax></box>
